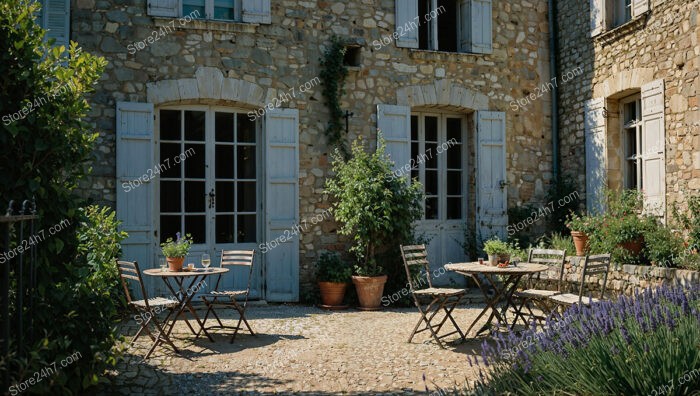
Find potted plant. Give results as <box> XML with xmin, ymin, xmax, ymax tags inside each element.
<box><xmin>316</xmin><ymin>252</ymin><xmax>352</xmax><ymax>309</ymax></box>
<box><xmin>160</xmin><ymin>232</ymin><xmax>193</xmax><ymax>271</ymax></box>
<box><xmin>483</xmin><ymin>237</ymin><xmax>511</xmax><ymax>266</ymax></box>
<box><xmin>325</xmin><ymin>136</ymin><xmax>423</xmax><ymax>310</ymax></box>
<box><xmin>566</xmin><ymin>212</ymin><xmax>597</xmax><ymax>255</ymax></box>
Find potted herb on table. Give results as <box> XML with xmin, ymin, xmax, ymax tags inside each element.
<box><xmin>160</xmin><ymin>232</ymin><xmax>193</xmax><ymax>271</ymax></box>
<box><xmin>316</xmin><ymin>252</ymin><xmax>352</xmax><ymax>309</ymax></box>
<box><xmin>483</xmin><ymin>237</ymin><xmax>512</xmax><ymax>266</ymax></box>
<box><xmin>325</xmin><ymin>136</ymin><xmax>423</xmax><ymax>310</ymax></box>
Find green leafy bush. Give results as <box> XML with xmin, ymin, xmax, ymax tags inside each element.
<box><xmin>315</xmin><ymin>252</ymin><xmax>352</xmax><ymax>283</ymax></box>
<box><xmin>0</xmin><ymin>0</ymin><xmax>117</xmax><ymax>392</ymax></box>
<box><xmin>673</xmin><ymin>195</ymin><xmax>700</xmax><ymax>250</ymax></box>
<box><xmin>643</xmin><ymin>222</ymin><xmax>684</xmax><ymax>267</ymax></box>
<box><xmin>546</xmin><ymin>232</ymin><xmax>576</xmax><ymax>256</ymax></box>
<box><xmin>325</xmin><ymin>135</ymin><xmax>423</xmax><ymax>277</ymax></box>
<box><xmin>483</xmin><ymin>237</ymin><xmax>511</xmax><ymax>255</ymax></box>
<box><xmin>468</xmin><ymin>285</ymin><xmax>700</xmax><ymax>395</ymax></box>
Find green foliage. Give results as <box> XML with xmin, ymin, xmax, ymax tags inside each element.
<box><xmin>319</xmin><ymin>36</ymin><xmax>349</xmax><ymax>157</ymax></box>
<box><xmin>673</xmin><ymin>195</ymin><xmax>700</xmax><ymax>249</ymax></box>
<box><xmin>565</xmin><ymin>211</ymin><xmax>599</xmax><ymax>234</ymax></box>
<box><xmin>0</xmin><ymin>0</ymin><xmax>116</xmax><ymax>392</ymax></box>
<box><xmin>643</xmin><ymin>222</ymin><xmax>684</xmax><ymax>267</ymax></box>
<box><xmin>325</xmin><ymin>135</ymin><xmax>423</xmax><ymax>277</ymax></box>
<box><xmin>545</xmin><ymin>232</ymin><xmax>576</xmax><ymax>256</ymax></box>
<box><xmin>315</xmin><ymin>251</ymin><xmax>352</xmax><ymax>283</ymax></box>
<box><xmin>160</xmin><ymin>233</ymin><xmax>193</xmax><ymax>258</ymax></box>
<box><xmin>468</xmin><ymin>286</ymin><xmax>700</xmax><ymax>395</ymax></box>
<box><xmin>483</xmin><ymin>237</ymin><xmax>511</xmax><ymax>255</ymax></box>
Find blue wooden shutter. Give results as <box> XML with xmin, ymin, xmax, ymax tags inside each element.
<box><xmin>264</xmin><ymin>108</ymin><xmax>299</xmax><ymax>302</ymax></box>
<box><xmin>147</xmin><ymin>0</ymin><xmax>180</xmax><ymax>17</ymax></box>
<box><xmin>41</xmin><ymin>0</ymin><xmax>70</xmax><ymax>49</ymax></box>
<box><xmin>116</xmin><ymin>102</ymin><xmax>155</xmax><ymax>296</ymax></box>
<box><xmin>395</xmin><ymin>0</ymin><xmax>419</xmax><ymax>48</ymax></box>
<box><xmin>641</xmin><ymin>79</ymin><xmax>666</xmax><ymax>218</ymax></box>
<box><xmin>468</xmin><ymin>0</ymin><xmax>493</xmax><ymax>54</ymax></box>
<box><xmin>242</xmin><ymin>0</ymin><xmax>271</xmax><ymax>24</ymax></box>
<box><xmin>476</xmin><ymin>111</ymin><xmax>507</xmax><ymax>241</ymax></box>
<box><xmin>584</xmin><ymin>98</ymin><xmax>606</xmax><ymax>214</ymax></box>
<box><xmin>377</xmin><ymin>104</ymin><xmax>411</xmax><ymax>176</ymax></box>
<box><xmin>632</xmin><ymin>0</ymin><xmax>649</xmax><ymax>18</ymax></box>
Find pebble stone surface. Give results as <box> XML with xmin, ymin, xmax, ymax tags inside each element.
<box><xmin>98</xmin><ymin>304</ymin><xmax>486</xmax><ymax>395</ymax></box>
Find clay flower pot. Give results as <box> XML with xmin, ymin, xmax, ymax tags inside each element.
<box><xmin>619</xmin><ymin>237</ymin><xmax>644</xmax><ymax>256</ymax></box>
<box><xmin>352</xmin><ymin>275</ymin><xmax>388</xmax><ymax>310</ymax></box>
<box><xmin>571</xmin><ymin>231</ymin><xmax>589</xmax><ymax>256</ymax></box>
<box><xmin>166</xmin><ymin>256</ymin><xmax>185</xmax><ymax>272</ymax></box>
<box><xmin>318</xmin><ymin>281</ymin><xmax>348</xmax><ymax>307</ymax></box>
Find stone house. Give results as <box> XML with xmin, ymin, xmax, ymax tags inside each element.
<box><xmin>35</xmin><ymin>0</ymin><xmax>555</xmax><ymax>301</ymax></box>
<box><xmin>556</xmin><ymin>0</ymin><xmax>699</xmax><ymax>218</ymax></box>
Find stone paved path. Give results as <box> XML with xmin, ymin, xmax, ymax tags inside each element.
<box><xmin>98</xmin><ymin>304</ymin><xmax>488</xmax><ymax>395</ymax></box>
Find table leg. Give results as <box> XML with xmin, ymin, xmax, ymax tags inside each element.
<box><xmin>464</xmin><ymin>273</ymin><xmax>526</xmax><ymax>336</ymax></box>
<box><xmin>175</xmin><ymin>275</ymin><xmax>215</xmax><ymax>342</ymax></box>
<box><xmin>161</xmin><ymin>277</ymin><xmax>197</xmax><ymax>335</ymax></box>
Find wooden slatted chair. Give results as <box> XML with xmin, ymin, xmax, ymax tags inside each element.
<box><xmin>549</xmin><ymin>254</ymin><xmax>611</xmax><ymax>308</ymax></box>
<box><xmin>116</xmin><ymin>260</ymin><xmax>179</xmax><ymax>360</ymax></box>
<box><xmin>511</xmin><ymin>248</ymin><xmax>567</xmax><ymax>326</ymax></box>
<box><xmin>199</xmin><ymin>250</ymin><xmax>256</xmax><ymax>343</ymax></box>
<box><xmin>400</xmin><ymin>245</ymin><xmax>467</xmax><ymax>348</ymax></box>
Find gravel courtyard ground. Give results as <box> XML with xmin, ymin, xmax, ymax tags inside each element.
<box><xmin>98</xmin><ymin>304</ymin><xmax>489</xmax><ymax>395</ymax></box>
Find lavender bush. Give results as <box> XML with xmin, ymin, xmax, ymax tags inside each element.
<box><xmin>466</xmin><ymin>285</ymin><xmax>700</xmax><ymax>395</ymax></box>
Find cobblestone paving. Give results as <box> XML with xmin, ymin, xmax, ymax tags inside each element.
<box><xmin>98</xmin><ymin>304</ymin><xmax>488</xmax><ymax>395</ymax></box>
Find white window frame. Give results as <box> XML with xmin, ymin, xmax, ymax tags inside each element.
<box><xmin>183</xmin><ymin>0</ymin><xmax>242</xmax><ymax>21</ymax></box>
<box><xmin>410</xmin><ymin>112</ymin><xmax>468</xmax><ymax>222</ymax></box>
<box><xmin>620</xmin><ymin>93</ymin><xmax>642</xmax><ymax>190</ymax></box>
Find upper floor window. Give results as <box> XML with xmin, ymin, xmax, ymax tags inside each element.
<box><xmin>590</xmin><ymin>0</ymin><xmax>648</xmax><ymax>37</ymax></box>
<box><xmin>147</xmin><ymin>0</ymin><xmax>270</xmax><ymax>24</ymax></box>
<box><xmin>395</xmin><ymin>0</ymin><xmax>492</xmax><ymax>54</ymax></box>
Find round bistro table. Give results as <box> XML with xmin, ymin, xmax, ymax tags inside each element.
<box><xmin>444</xmin><ymin>262</ymin><xmax>548</xmax><ymax>336</ymax></box>
<box><xmin>143</xmin><ymin>267</ymin><xmax>228</xmax><ymax>342</ymax></box>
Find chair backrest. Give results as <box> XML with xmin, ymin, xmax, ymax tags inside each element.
<box><xmin>218</xmin><ymin>250</ymin><xmax>255</xmax><ymax>295</ymax></box>
<box><xmin>400</xmin><ymin>245</ymin><xmax>432</xmax><ymax>291</ymax></box>
<box><xmin>116</xmin><ymin>260</ymin><xmax>149</xmax><ymax>308</ymax></box>
<box><xmin>527</xmin><ymin>248</ymin><xmax>567</xmax><ymax>290</ymax></box>
<box><xmin>578</xmin><ymin>253</ymin><xmax>611</xmax><ymax>303</ymax></box>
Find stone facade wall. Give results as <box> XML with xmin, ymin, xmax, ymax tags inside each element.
<box><xmin>556</xmin><ymin>0</ymin><xmax>700</xmax><ymax>212</ymax></box>
<box><xmin>531</xmin><ymin>257</ymin><xmax>700</xmax><ymax>297</ymax></box>
<box><xmin>71</xmin><ymin>0</ymin><xmax>553</xmax><ymax>295</ymax></box>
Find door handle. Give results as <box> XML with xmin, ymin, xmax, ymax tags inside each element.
<box><xmin>207</xmin><ymin>189</ymin><xmax>216</xmax><ymax>209</ymax></box>
<box><xmin>499</xmin><ymin>180</ymin><xmax>508</xmax><ymax>189</ymax></box>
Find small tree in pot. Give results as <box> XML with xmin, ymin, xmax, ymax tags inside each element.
<box><xmin>316</xmin><ymin>252</ymin><xmax>352</xmax><ymax>308</ymax></box>
<box><xmin>325</xmin><ymin>136</ymin><xmax>423</xmax><ymax>310</ymax></box>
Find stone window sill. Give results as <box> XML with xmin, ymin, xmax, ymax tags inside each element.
<box><xmin>596</xmin><ymin>11</ymin><xmax>650</xmax><ymax>45</ymax></box>
<box><xmin>409</xmin><ymin>49</ymin><xmax>484</xmax><ymax>62</ymax></box>
<box><xmin>153</xmin><ymin>17</ymin><xmax>258</xmax><ymax>33</ymax></box>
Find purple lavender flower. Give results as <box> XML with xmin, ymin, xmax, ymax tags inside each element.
<box><xmin>176</xmin><ymin>231</ymin><xmax>181</xmax><ymax>241</ymax></box>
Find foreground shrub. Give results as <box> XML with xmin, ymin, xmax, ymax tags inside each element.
<box><xmin>468</xmin><ymin>285</ymin><xmax>700</xmax><ymax>395</ymax></box>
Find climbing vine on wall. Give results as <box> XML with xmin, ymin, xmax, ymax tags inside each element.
<box><xmin>320</xmin><ymin>36</ymin><xmax>349</xmax><ymax>157</ymax></box>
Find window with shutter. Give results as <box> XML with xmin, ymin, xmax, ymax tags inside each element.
<box><xmin>591</xmin><ymin>0</ymin><xmax>650</xmax><ymax>35</ymax></box>
<box><xmin>394</xmin><ymin>0</ymin><xmax>491</xmax><ymax>54</ymax></box>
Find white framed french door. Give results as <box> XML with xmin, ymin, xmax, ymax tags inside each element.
<box><xmin>155</xmin><ymin>105</ymin><xmax>263</xmax><ymax>298</ymax></box>
<box><xmin>410</xmin><ymin>112</ymin><xmax>468</xmax><ymax>285</ymax></box>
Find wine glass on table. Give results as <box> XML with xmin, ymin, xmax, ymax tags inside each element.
<box><xmin>201</xmin><ymin>253</ymin><xmax>211</xmax><ymax>271</ymax></box>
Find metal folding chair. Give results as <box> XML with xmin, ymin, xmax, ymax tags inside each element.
<box><xmin>549</xmin><ymin>253</ymin><xmax>611</xmax><ymax>308</ymax></box>
<box><xmin>199</xmin><ymin>250</ymin><xmax>256</xmax><ymax>343</ymax></box>
<box><xmin>400</xmin><ymin>245</ymin><xmax>467</xmax><ymax>348</ymax></box>
<box><xmin>511</xmin><ymin>248</ymin><xmax>567</xmax><ymax>327</ymax></box>
<box><xmin>116</xmin><ymin>260</ymin><xmax>179</xmax><ymax>360</ymax></box>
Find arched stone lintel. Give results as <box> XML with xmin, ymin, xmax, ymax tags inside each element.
<box><xmin>594</xmin><ymin>68</ymin><xmax>655</xmax><ymax>99</ymax></box>
<box><xmin>146</xmin><ymin>66</ymin><xmax>271</xmax><ymax>108</ymax></box>
<box><xmin>395</xmin><ymin>79</ymin><xmax>489</xmax><ymax>110</ymax></box>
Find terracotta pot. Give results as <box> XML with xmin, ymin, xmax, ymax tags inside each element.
<box><xmin>496</xmin><ymin>253</ymin><xmax>510</xmax><ymax>265</ymax></box>
<box><xmin>352</xmin><ymin>275</ymin><xmax>388</xmax><ymax>310</ymax></box>
<box><xmin>166</xmin><ymin>256</ymin><xmax>185</xmax><ymax>272</ymax></box>
<box><xmin>318</xmin><ymin>281</ymin><xmax>348</xmax><ymax>306</ymax></box>
<box><xmin>571</xmin><ymin>231</ymin><xmax>589</xmax><ymax>256</ymax></box>
<box><xmin>619</xmin><ymin>237</ymin><xmax>644</xmax><ymax>256</ymax></box>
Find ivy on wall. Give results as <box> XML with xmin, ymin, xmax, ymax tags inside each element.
<box><xmin>319</xmin><ymin>36</ymin><xmax>349</xmax><ymax>157</ymax></box>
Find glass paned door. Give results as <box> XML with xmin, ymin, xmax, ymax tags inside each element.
<box><xmin>158</xmin><ymin>107</ymin><xmax>261</xmax><ymax>298</ymax></box>
<box><xmin>410</xmin><ymin>112</ymin><xmax>468</xmax><ymax>286</ymax></box>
